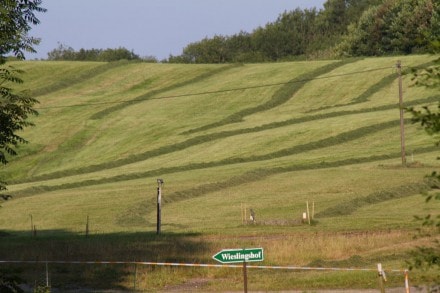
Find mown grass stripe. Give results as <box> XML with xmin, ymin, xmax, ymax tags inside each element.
<box><xmin>315</xmin><ymin>182</ymin><xmax>432</xmax><ymax>218</ymax></box>
<box><xmin>306</xmin><ymin>60</ymin><xmax>438</xmax><ymax>113</ymax></box>
<box><xmin>352</xmin><ymin>73</ymin><xmax>397</xmax><ymax>104</ymax></box>
<box><xmin>89</xmin><ymin>64</ymin><xmax>240</xmax><ymax>120</ymax></box>
<box><xmin>161</xmin><ymin>149</ymin><xmax>435</xmax><ymax>204</ymax></box>
<box><xmin>31</xmin><ymin>60</ymin><xmax>135</xmax><ymax>97</ymax></box>
<box><xmin>10</xmin><ymin>119</ymin><xmax>436</xmax><ymax>198</ymax></box>
<box><xmin>11</xmin><ymin>146</ymin><xmax>437</xmax><ymax>202</ymax></box>
<box><xmin>183</xmin><ymin>59</ymin><xmax>362</xmax><ymax>134</ymax></box>
<box><xmin>12</xmin><ymin>96</ymin><xmax>437</xmax><ymax>185</ymax></box>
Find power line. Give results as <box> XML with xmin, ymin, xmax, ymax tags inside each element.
<box><xmin>34</xmin><ymin>66</ymin><xmax>393</xmax><ymax>110</ymax></box>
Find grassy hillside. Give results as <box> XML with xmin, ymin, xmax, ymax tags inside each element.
<box><xmin>0</xmin><ymin>56</ymin><xmax>439</xmax><ymax>291</ymax></box>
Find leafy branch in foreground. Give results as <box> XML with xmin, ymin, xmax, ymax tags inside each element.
<box><xmin>0</xmin><ymin>269</ymin><xmax>23</xmax><ymax>293</ymax></box>
<box><xmin>407</xmin><ymin>44</ymin><xmax>440</xmax><ymax>289</ymax></box>
<box><xmin>0</xmin><ymin>66</ymin><xmax>38</xmax><ymax>166</ymax></box>
<box><xmin>407</xmin><ymin>103</ymin><xmax>440</xmax><ymax>290</ymax></box>
<box><xmin>0</xmin><ymin>65</ymin><xmax>39</xmax><ymax>193</ymax></box>
<box><xmin>411</xmin><ymin>41</ymin><xmax>440</xmax><ymax>89</ymax></box>
<box><xmin>0</xmin><ymin>0</ymin><xmax>45</xmax><ymax>194</ymax></box>
<box><xmin>409</xmin><ymin>103</ymin><xmax>440</xmax><ymax>143</ymax></box>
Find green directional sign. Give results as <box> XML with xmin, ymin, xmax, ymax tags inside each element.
<box><xmin>212</xmin><ymin>248</ymin><xmax>264</xmax><ymax>263</ymax></box>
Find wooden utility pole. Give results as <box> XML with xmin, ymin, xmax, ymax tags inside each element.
<box><xmin>306</xmin><ymin>201</ymin><xmax>311</xmax><ymax>225</ymax></box>
<box><xmin>85</xmin><ymin>215</ymin><xmax>89</xmax><ymax>237</ymax></box>
<box><xmin>30</xmin><ymin>214</ymin><xmax>33</xmax><ymax>236</ymax></box>
<box><xmin>397</xmin><ymin>61</ymin><xmax>406</xmax><ymax>166</ymax></box>
<box><xmin>156</xmin><ymin>179</ymin><xmax>164</xmax><ymax>235</ymax></box>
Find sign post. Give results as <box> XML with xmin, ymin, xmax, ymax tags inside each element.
<box><xmin>213</xmin><ymin>248</ymin><xmax>264</xmax><ymax>293</ymax></box>
<box><xmin>212</xmin><ymin>248</ymin><xmax>264</xmax><ymax>264</ymax></box>
<box><xmin>243</xmin><ymin>260</ymin><xmax>248</xmax><ymax>293</ymax></box>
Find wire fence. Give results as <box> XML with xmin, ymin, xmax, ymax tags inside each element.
<box><xmin>0</xmin><ymin>260</ymin><xmax>417</xmax><ymax>292</ymax></box>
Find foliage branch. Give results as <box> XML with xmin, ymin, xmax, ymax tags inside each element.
<box><xmin>407</xmin><ymin>43</ymin><xmax>440</xmax><ymax>288</ymax></box>
<box><xmin>0</xmin><ymin>0</ymin><xmax>45</xmax><ymax>191</ymax></box>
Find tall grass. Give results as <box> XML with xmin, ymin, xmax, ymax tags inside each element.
<box><xmin>0</xmin><ymin>230</ymin><xmax>436</xmax><ymax>291</ymax></box>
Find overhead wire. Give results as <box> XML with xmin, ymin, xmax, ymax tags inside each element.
<box><xmin>34</xmin><ymin>65</ymin><xmax>394</xmax><ymax>110</ymax></box>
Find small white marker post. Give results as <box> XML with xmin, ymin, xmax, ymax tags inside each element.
<box><xmin>377</xmin><ymin>263</ymin><xmax>386</xmax><ymax>293</ymax></box>
<box><xmin>404</xmin><ymin>270</ymin><xmax>410</xmax><ymax>293</ymax></box>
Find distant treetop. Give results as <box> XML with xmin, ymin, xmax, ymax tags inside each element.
<box><xmin>47</xmin><ymin>44</ymin><xmax>157</xmax><ymax>63</ymax></box>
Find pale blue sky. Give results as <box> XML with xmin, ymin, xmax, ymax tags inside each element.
<box><xmin>28</xmin><ymin>0</ymin><xmax>327</xmax><ymax>60</ymax></box>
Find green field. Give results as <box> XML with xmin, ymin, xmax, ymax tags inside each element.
<box><xmin>0</xmin><ymin>56</ymin><xmax>439</xmax><ymax>291</ymax></box>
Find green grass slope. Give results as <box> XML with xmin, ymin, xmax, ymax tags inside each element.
<box><xmin>2</xmin><ymin>54</ymin><xmax>439</xmax><ymax>234</ymax></box>
<box><xmin>0</xmin><ymin>56</ymin><xmax>439</xmax><ymax>291</ymax></box>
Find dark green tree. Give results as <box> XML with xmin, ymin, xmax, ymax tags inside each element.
<box><xmin>47</xmin><ymin>45</ymin><xmax>143</xmax><ymax>62</ymax></box>
<box><xmin>340</xmin><ymin>0</ymin><xmax>439</xmax><ymax>56</ymax></box>
<box><xmin>46</xmin><ymin>43</ymin><xmax>76</xmax><ymax>60</ymax></box>
<box><xmin>317</xmin><ymin>0</ymin><xmax>348</xmax><ymax>34</ymax></box>
<box><xmin>227</xmin><ymin>31</ymin><xmax>259</xmax><ymax>63</ymax></box>
<box><xmin>98</xmin><ymin>47</ymin><xmax>140</xmax><ymax>62</ymax></box>
<box><xmin>344</xmin><ymin>0</ymin><xmax>383</xmax><ymax>23</ymax></box>
<box><xmin>179</xmin><ymin>35</ymin><xmax>231</xmax><ymax>63</ymax></box>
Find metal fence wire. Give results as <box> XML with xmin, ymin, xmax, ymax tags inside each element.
<box><xmin>0</xmin><ymin>260</ymin><xmax>430</xmax><ymax>292</ymax></box>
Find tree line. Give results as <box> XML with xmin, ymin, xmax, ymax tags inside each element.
<box><xmin>46</xmin><ymin>44</ymin><xmax>157</xmax><ymax>62</ymax></box>
<box><xmin>167</xmin><ymin>0</ymin><xmax>439</xmax><ymax>63</ymax></box>
<box><xmin>41</xmin><ymin>0</ymin><xmax>439</xmax><ymax>63</ymax></box>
